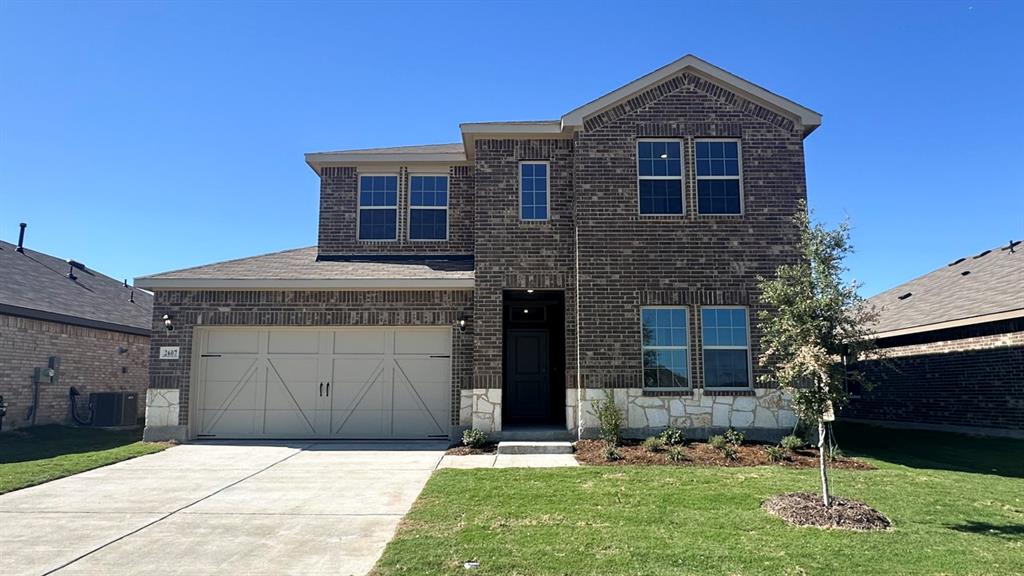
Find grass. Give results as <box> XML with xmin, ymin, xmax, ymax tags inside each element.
<box><xmin>0</xmin><ymin>425</ymin><xmax>170</xmax><ymax>494</ymax></box>
<box><xmin>374</xmin><ymin>422</ymin><xmax>1024</xmax><ymax>575</ymax></box>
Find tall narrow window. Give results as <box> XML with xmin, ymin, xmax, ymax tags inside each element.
<box><xmin>637</xmin><ymin>140</ymin><xmax>683</xmax><ymax>215</ymax></box>
<box><xmin>409</xmin><ymin>175</ymin><xmax>448</xmax><ymax>240</ymax></box>
<box><xmin>641</xmin><ymin>307</ymin><xmax>689</xmax><ymax>388</ymax></box>
<box><xmin>520</xmin><ymin>162</ymin><xmax>549</xmax><ymax>221</ymax></box>
<box><xmin>358</xmin><ymin>175</ymin><xmax>398</xmax><ymax>240</ymax></box>
<box><xmin>701</xmin><ymin>307</ymin><xmax>751</xmax><ymax>388</ymax></box>
<box><xmin>696</xmin><ymin>140</ymin><xmax>742</xmax><ymax>215</ymax></box>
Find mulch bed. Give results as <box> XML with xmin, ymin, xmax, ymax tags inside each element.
<box><xmin>573</xmin><ymin>439</ymin><xmax>874</xmax><ymax>470</ymax></box>
<box><xmin>763</xmin><ymin>492</ymin><xmax>892</xmax><ymax>530</ymax></box>
<box><xmin>445</xmin><ymin>443</ymin><xmax>498</xmax><ymax>455</ymax></box>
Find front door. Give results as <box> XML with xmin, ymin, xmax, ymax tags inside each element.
<box><xmin>505</xmin><ymin>329</ymin><xmax>550</xmax><ymax>421</ymax></box>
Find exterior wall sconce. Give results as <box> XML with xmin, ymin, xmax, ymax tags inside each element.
<box><xmin>163</xmin><ymin>314</ymin><xmax>174</xmax><ymax>332</ymax></box>
<box><xmin>457</xmin><ymin>318</ymin><xmax>467</xmax><ymax>333</ymax></box>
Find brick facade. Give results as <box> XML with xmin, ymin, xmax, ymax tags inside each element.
<box><xmin>149</xmin><ymin>289</ymin><xmax>474</xmax><ymax>427</ymax></box>
<box><xmin>845</xmin><ymin>322</ymin><xmax>1024</xmax><ymax>432</ymax></box>
<box><xmin>0</xmin><ymin>313</ymin><xmax>149</xmax><ymax>429</ymax></box>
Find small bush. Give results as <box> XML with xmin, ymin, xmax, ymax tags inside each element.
<box><xmin>829</xmin><ymin>447</ymin><xmax>846</xmax><ymax>461</ymax></box>
<box><xmin>709</xmin><ymin>434</ymin><xmax>728</xmax><ymax>451</ymax></box>
<box><xmin>462</xmin><ymin>428</ymin><xmax>488</xmax><ymax>449</ymax></box>
<box><xmin>780</xmin><ymin>434</ymin><xmax>803</xmax><ymax>451</ymax></box>
<box><xmin>667</xmin><ymin>446</ymin><xmax>688</xmax><ymax>462</ymax></box>
<box><xmin>721</xmin><ymin>444</ymin><xmax>738</xmax><ymax>460</ymax></box>
<box><xmin>603</xmin><ymin>444</ymin><xmax>622</xmax><ymax>462</ymax></box>
<box><xmin>642</xmin><ymin>436</ymin><xmax>665</xmax><ymax>453</ymax></box>
<box><xmin>658</xmin><ymin>427</ymin><xmax>685</xmax><ymax>446</ymax></box>
<box><xmin>724</xmin><ymin>427</ymin><xmax>745</xmax><ymax>447</ymax></box>
<box><xmin>592</xmin><ymin>390</ymin><xmax>624</xmax><ymax>446</ymax></box>
<box><xmin>765</xmin><ymin>445</ymin><xmax>787</xmax><ymax>463</ymax></box>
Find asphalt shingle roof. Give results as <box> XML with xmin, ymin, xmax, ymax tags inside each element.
<box><xmin>137</xmin><ymin>246</ymin><xmax>474</xmax><ymax>281</ymax></box>
<box><xmin>0</xmin><ymin>240</ymin><xmax>153</xmax><ymax>334</ymax></box>
<box><xmin>868</xmin><ymin>241</ymin><xmax>1023</xmax><ymax>334</ymax></box>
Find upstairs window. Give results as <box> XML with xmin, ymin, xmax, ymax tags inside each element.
<box><xmin>520</xmin><ymin>162</ymin><xmax>549</xmax><ymax>221</ymax></box>
<box><xmin>637</xmin><ymin>140</ymin><xmax>683</xmax><ymax>215</ymax></box>
<box><xmin>641</xmin><ymin>307</ymin><xmax>689</xmax><ymax>388</ymax></box>
<box><xmin>701</xmin><ymin>307</ymin><xmax>751</xmax><ymax>388</ymax></box>
<box><xmin>358</xmin><ymin>175</ymin><xmax>398</xmax><ymax>240</ymax></box>
<box><xmin>696</xmin><ymin>140</ymin><xmax>743</xmax><ymax>215</ymax></box>
<box><xmin>409</xmin><ymin>175</ymin><xmax>449</xmax><ymax>240</ymax></box>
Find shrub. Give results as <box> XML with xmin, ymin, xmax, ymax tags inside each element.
<box><xmin>724</xmin><ymin>427</ymin><xmax>745</xmax><ymax>447</ymax></box>
<box><xmin>462</xmin><ymin>428</ymin><xmax>487</xmax><ymax>449</ymax></box>
<box><xmin>642</xmin><ymin>436</ymin><xmax>665</xmax><ymax>453</ymax></box>
<box><xmin>721</xmin><ymin>444</ymin><xmax>738</xmax><ymax>460</ymax></box>
<box><xmin>780</xmin><ymin>434</ymin><xmax>803</xmax><ymax>451</ymax></box>
<box><xmin>829</xmin><ymin>447</ymin><xmax>846</xmax><ymax>461</ymax></box>
<box><xmin>603</xmin><ymin>444</ymin><xmax>622</xmax><ymax>462</ymax></box>
<box><xmin>658</xmin><ymin>426</ymin><xmax>685</xmax><ymax>446</ymax></box>
<box><xmin>592</xmin><ymin>390</ymin><xmax>624</xmax><ymax>446</ymax></box>
<box><xmin>667</xmin><ymin>446</ymin><xmax>688</xmax><ymax>462</ymax></box>
<box><xmin>709</xmin><ymin>434</ymin><xmax>728</xmax><ymax>451</ymax></box>
<box><xmin>765</xmin><ymin>445</ymin><xmax>787</xmax><ymax>463</ymax></box>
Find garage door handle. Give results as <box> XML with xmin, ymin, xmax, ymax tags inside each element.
<box><xmin>320</xmin><ymin>382</ymin><xmax>323</xmax><ymax>397</ymax></box>
<box><xmin>326</xmin><ymin>382</ymin><xmax>330</xmax><ymax>396</ymax></box>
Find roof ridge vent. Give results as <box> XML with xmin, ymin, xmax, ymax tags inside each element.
<box><xmin>948</xmin><ymin>257</ymin><xmax>966</xmax><ymax>266</ymax></box>
<box><xmin>897</xmin><ymin>292</ymin><xmax>912</xmax><ymax>300</ymax></box>
<box><xmin>973</xmin><ymin>249</ymin><xmax>991</xmax><ymax>259</ymax></box>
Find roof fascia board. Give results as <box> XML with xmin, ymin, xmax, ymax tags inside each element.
<box><xmin>871</xmin><ymin>308</ymin><xmax>1024</xmax><ymax>339</ymax></box>
<box><xmin>134</xmin><ymin>277</ymin><xmax>475</xmax><ymax>290</ymax></box>
<box><xmin>0</xmin><ymin>303</ymin><xmax>151</xmax><ymax>336</ymax></box>
<box><xmin>560</xmin><ymin>54</ymin><xmax>822</xmax><ymax>135</ymax></box>
<box><xmin>305</xmin><ymin>152</ymin><xmax>469</xmax><ymax>175</ymax></box>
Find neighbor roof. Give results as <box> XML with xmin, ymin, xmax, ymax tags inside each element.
<box><xmin>0</xmin><ymin>240</ymin><xmax>153</xmax><ymax>335</ymax></box>
<box><xmin>306</xmin><ymin>54</ymin><xmax>821</xmax><ymax>174</ymax></box>
<box><xmin>134</xmin><ymin>247</ymin><xmax>474</xmax><ymax>290</ymax></box>
<box><xmin>868</xmin><ymin>241</ymin><xmax>1023</xmax><ymax>338</ymax></box>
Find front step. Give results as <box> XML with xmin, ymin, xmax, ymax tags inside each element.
<box><xmin>500</xmin><ymin>426</ymin><xmax>574</xmax><ymax>442</ymax></box>
<box><xmin>497</xmin><ymin>441</ymin><xmax>574</xmax><ymax>455</ymax></box>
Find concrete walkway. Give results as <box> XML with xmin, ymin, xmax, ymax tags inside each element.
<box><xmin>437</xmin><ymin>453</ymin><xmax>579</xmax><ymax>468</ymax></box>
<box><xmin>0</xmin><ymin>441</ymin><xmax>447</xmax><ymax>576</ymax></box>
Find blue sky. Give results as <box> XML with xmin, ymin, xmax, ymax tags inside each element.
<box><xmin>1</xmin><ymin>1</ymin><xmax>1021</xmax><ymax>295</ymax></box>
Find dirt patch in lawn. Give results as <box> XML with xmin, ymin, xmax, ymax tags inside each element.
<box><xmin>445</xmin><ymin>443</ymin><xmax>498</xmax><ymax>456</ymax></box>
<box><xmin>574</xmin><ymin>439</ymin><xmax>873</xmax><ymax>470</ymax></box>
<box><xmin>763</xmin><ymin>492</ymin><xmax>892</xmax><ymax>530</ymax></box>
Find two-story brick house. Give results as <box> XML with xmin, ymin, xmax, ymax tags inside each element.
<box><xmin>136</xmin><ymin>55</ymin><xmax>820</xmax><ymax>443</ymax></box>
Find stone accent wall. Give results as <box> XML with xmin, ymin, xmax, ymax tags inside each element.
<box><xmin>573</xmin><ymin>71</ymin><xmax>807</xmax><ymax>391</ymax></box>
<box><xmin>149</xmin><ymin>289</ymin><xmax>474</xmax><ymax>430</ymax></box>
<box><xmin>845</xmin><ymin>329</ymin><xmax>1024</xmax><ymax>431</ymax></box>
<box><xmin>568</xmin><ymin>387</ymin><xmax>796</xmax><ymax>439</ymax></box>
<box><xmin>317</xmin><ymin>165</ymin><xmax>475</xmax><ymax>256</ymax></box>
<box><xmin>0</xmin><ymin>313</ymin><xmax>149</xmax><ymax>429</ymax></box>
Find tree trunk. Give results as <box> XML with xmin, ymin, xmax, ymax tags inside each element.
<box><xmin>818</xmin><ymin>419</ymin><xmax>831</xmax><ymax>507</ymax></box>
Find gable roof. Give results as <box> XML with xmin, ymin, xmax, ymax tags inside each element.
<box><xmin>0</xmin><ymin>240</ymin><xmax>153</xmax><ymax>335</ymax></box>
<box><xmin>134</xmin><ymin>247</ymin><xmax>474</xmax><ymax>290</ymax></box>
<box><xmin>868</xmin><ymin>241</ymin><xmax>1023</xmax><ymax>338</ymax></box>
<box><xmin>306</xmin><ymin>54</ymin><xmax>821</xmax><ymax>173</ymax></box>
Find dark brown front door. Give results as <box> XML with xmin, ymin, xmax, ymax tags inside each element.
<box><xmin>505</xmin><ymin>329</ymin><xmax>550</xmax><ymax>421</ymax></box>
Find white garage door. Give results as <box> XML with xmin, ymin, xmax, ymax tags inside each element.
<box><xmin>193</xmin><ymin>327</ymin><xmax>452</xmax><ymax>439</ymax></box>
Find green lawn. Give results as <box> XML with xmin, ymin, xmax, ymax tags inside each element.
<box><xmin>375</xmin><ymin>423</ymin><xmax>1024</xmax><ymax>575</ymax></box>
<box><xmin>0</xmin><ymin>425</ymin><xmax>170</xmax><ymax>494</ymax></box>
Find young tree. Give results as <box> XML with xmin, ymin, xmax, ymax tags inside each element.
<box><xmin>757</xmin><ymin>204</ymin><xmax>879</xmax><ymax>507</ymax></box>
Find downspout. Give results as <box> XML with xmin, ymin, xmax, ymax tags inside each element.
<box><xmin>575</xmin><ymin>225</ymin><xmax>583</xmax><ymax>440</ymax></box>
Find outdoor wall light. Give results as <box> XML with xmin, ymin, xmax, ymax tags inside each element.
<box><xmin>457</xmin><ymin>318</ymin><xmax>467</xmax><ymax>333</ymax></box>
<box><xmin>526</xmin><ymin>289</ymin><xmax>534</xmax><ymax>294</ymax></box>
<box><xmin>163</xmin><ymin>314</ymin><xmax>174</xmax><ymax>332</ymax></box>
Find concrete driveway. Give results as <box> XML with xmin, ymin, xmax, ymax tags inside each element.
<box><xmin>0</xmin><ymin>441</ymin><xmax>447</xmax><ymax>576</ymax></box>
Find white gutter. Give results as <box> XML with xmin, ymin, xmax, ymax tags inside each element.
<box><xmin>134</xmin><ymin>277</ymin><xmax>475</xmax><ymax>291</ymax></box>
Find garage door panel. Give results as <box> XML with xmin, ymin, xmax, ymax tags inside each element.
<box><xmin>203</xmin><ymin>357</ymin><xmax>259</xmax><ymax>383</ymax></box>
<box><xmin>267</xmin><ymin>331</ymin><xmax>320</xmax><ymax>354</ymax></box>
<box><xmin>264</xmin><ymin>407</ymin><xmax>317</xmax><ymax>436</ymax></box>
<box><xmin>199</xmin><ymin>409</ymin><xmax>263</xmax><ymax>436</ymax></box>
<box><xmin>394</xmin><ymin>330</ymin><xmax>450</xmax><ymax>355</ymax></box>
<box><xmin>333</xmin><ymin>409</ymin><xmax>388</xmax><ymax>438</ymax></box>
<box><xmin>392</xmin><ymin>409</ymin><xmax>446</xmax><ymax>437</ymax></box>
<box><xmin>333</xmin><ymin>330</ymin><xmax>387</xmax><ymax>354</ymax></box>
<box><xmin>205</xmin><ymin>330</ymin><xmax>261</xmax><ymax>354</ymax></box>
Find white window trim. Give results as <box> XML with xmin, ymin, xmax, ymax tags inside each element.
<box><xmin>357</xmin><ymin>173</ymin><xmax>399</xmax><ymax>242</ymax></box>
<box><xmin>636</xmin><ymin>138</ymin><xmax>685</xmax><ymax>217</ymax></box>
<box><xmin>640</xmin><ymin>305</ymin><xmax>691</xmax><ymax>390</ymax></box>
<box><xmin>699</xmin><ymin>305</ymin><xmax>754</xmax><ymax>390</ymax></box>
<box><xmin>407</xmin><ymin>173</ymin><xmax>450</xmax><ymax>242</ymax></box>
<box><xmin>695</xmin><ymin>138</ymin><xmax>744</xmax><ymax>216</ymax></box>
<box><xmin>518</xmin><ymin>161</ymin><xmax>550</xmax><ymax>222</ymax></box>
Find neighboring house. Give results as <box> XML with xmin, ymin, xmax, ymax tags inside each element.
<box><xmin>0</xmin><ymin>225</ymin><xmax>153</xmax><ymax>430</ymax></box>
<box><xmin>845</xmin><ymin>241</ymin><xmax>1024</xmax><ymax>437</ymax></box>
<box><xmin>136</xmin><ymin>54</ymin><xmax>821</xmax><ymax>443</ymax></box>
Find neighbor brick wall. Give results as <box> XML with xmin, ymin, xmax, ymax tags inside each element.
<box><xmin>572</xmin><ymin>71</ymin><xmax>806</xmax><ymax>391</ymax></box>
<box><xmin>0</xmin><ymin>313</ymin><xmax>149</xmax><ymax>429</ymax></box>
<box><xmin>317</xmin><ymin>165</ymin><xmax>475</xmax><ymax>256</ymax></box>
<box><xmin>845</xmin><ymin>329</ymin><xmax>1024</xmax><ymax>430</ymax></box>
<box><xmin>149</xmin><ymin>289</ymin><xmax>474</xmax><ymax>427</ymax></box>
